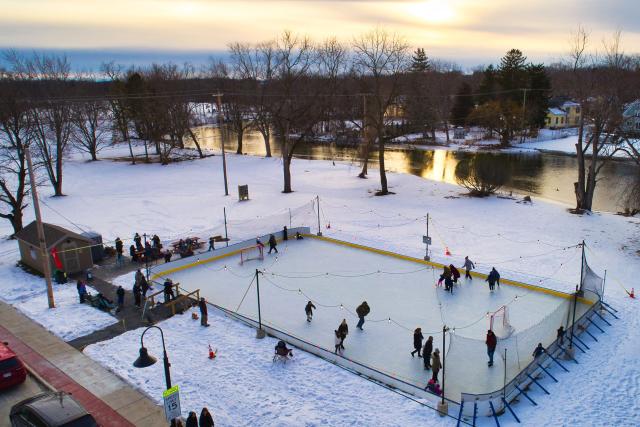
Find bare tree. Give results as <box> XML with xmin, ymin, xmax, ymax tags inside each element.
<box><xmin>0</xmin><ymin>74</ymin><xmax>31</xmax><ymax>234</ymax></box>
<box><xmin>352</xmin><ymin>27</ymin><xmax>409</xmax><ymax>195</ymax></box>
<box><xmin>102</xmin><ymin>62</ymin><xmax>137</xmax><ymax>164</ymax></box>
<box><xmin>71</xmin><ymin>98</ymin><xmax>110</xmax><ymax>161</ymax></box>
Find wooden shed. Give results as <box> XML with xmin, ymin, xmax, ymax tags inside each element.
<box><xmin>14</xmin><ymin>222</ymin><xmax>95</xmax><ymax>275</ymax></box>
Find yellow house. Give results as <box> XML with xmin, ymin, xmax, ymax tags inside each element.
<box><xmin>545</xmin><ymin>108</ymin><xmax>567</xmax><ymax>129</ymax></box>
<box><xmin>561</xmin><ymin>101</ymin><xmax>581</xmax><ymax>126</ymax></box>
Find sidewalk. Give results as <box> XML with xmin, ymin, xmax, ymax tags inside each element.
<box><xmin>0</xmin><ymin>300</ymin><xmax>167</xmax><ymax>427</ymax></box>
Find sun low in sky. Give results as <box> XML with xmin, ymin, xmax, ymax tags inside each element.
<box><xmin>1</xmin><ymin>0</ymin><xmax>638</xmax><ymax>65</ymax></box>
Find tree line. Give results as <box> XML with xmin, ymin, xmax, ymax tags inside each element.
<box><xmin>1</xmin><ymin>27</ymin><xmax>640</xmax><ymax>236</ymax></box>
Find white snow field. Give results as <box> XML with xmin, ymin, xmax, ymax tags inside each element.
<box><xmin>0</xmin><ymin>146</ymin><xmax>637</xmax><ymax>426</ymax></box>
<box><xmin>154</xmin><ymin>235</ymin><xmax>589</xmax><ymax>402</ymax></box>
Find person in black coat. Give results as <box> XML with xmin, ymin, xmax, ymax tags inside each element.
<box><xmin>337</xmin><ymin>319</ymin><xmax>348</xmax><ymax>350</ymax></box>
<box><xmin>268</xmin><ymin>234</ymin><xmax>278</xmax><ymax>254</ymax></box>
<box><xmin>283</xmin><ymin>226</ymin><xmax>288</xmax><ymax>241</ymax></box>
<box><xmin>116</xmin><ymin>285</ymin><xmax>125</xmax><ymax>311</ymax></box>
<box><xmin>199</xmin><ymin>297</ymin><xmax>210</xmax><ymax>327</ymax></box>
<box><xmin>185</xmin><ymin>411</ymin><xmax>198</xmax><ymax>427</ymax></box>
<box><xmin>422</xmin><ymin>336</ymin><xmax>433</xmax><ymax>370</ymax></box>
<box><xmin>486</xmin><ymin>267</ymin><xmax>500</xmax><ymax>291</ymax></box>
<box><xmin>411</xmin><ymin>327</ymin><xmax>424</xmax><ymax>357</ymax></box>
<box><xmin>305</xmin><ymin>301</ymin><xmax>316</xmax><ymax>322</ymax></box>
<box><xmin>133</xmin><ymin>282</ymin><xmax>142</xmax><ymax>308</ymax></box>
<box><xmin>163</xmin><ymin>279</ymin><xmax>175</xmax><ymax>303</ymax></box>
<box><xmin>129</xmin><ymin>245</ymin><xmax>137</xmax><ymax>262</ymax></box>
<box><xmin>411</xmin><ymin>328</ymin><xmax>424</xmax><ymax>357</ymax></box>
<box><xmin>199</xmin><ymin>407</ymin><xmax>214</xmax><ymax>427</ymax></box>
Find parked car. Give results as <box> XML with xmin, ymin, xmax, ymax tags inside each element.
<box><xmin>0</xmin><ymin>341</ymin><xmax>26</xmax><ymax>389</ymax></box>
<box><xmin>10</xmin><ymin>392</ymin><xmax>98</xmax><ymax>427</ymax></box>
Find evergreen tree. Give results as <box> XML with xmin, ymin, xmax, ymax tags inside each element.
<box><xmin>477</xmin><ymin>65</ymin><xmax>497</xmax><ymax>104</ymax></box>
<box><xmin>450</xmin><ymin>82</ymin><xmax>474</xmax><ymax>126</ymax></box>
<box><xmin>497</xmin><ymin>49</ymin><xmax>528</xmax><ymax>102</ymax></box>
<box><xmin>525</xmin><ymin>63</ymin><xmax>551</xmax><ymax>129</ymax></box>
<box><xmin>410</xmin><ymin>48</ymin><xmax>430</xmax><ymax>73</ymax></box>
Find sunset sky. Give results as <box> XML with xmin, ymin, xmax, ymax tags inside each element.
<box><xmin>1</xmin><ymin>0</ymin><xmax>638</xmax><ymax>69</ymax></box>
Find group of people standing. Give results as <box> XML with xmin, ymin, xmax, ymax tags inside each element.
<box><xmin>172</xmin><ymin>407</ymin><xmax>214</xmax><ymax>427</ymax></box>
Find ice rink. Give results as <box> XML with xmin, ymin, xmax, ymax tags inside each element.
<box><xmin>160</xmin><ymin>236</ymin><xmax>589</xmax><ymax>401</ymax></box>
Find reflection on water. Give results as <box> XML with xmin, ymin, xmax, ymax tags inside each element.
<box><xmin>187</xmin><ymin>125</ymin><xmax>637</xmax><ymax>212</ymax></box>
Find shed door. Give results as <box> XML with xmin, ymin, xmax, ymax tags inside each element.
<box><xmin>61</xmin><ymin>241</ymin><xmax>80</xmax><ymax>273</ymax></box>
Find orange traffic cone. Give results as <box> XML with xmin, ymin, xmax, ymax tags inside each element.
<box><xmin>629</xmin><ymin>288</ymin><xmax>635</xmax><ymax>299</ymax></box>
<box><xmin>445</xmin><ymin>247</ymin><xmax>451</xmax><ymax>256</ymax></box>
<box><xmin>208</xmin><ymin>345</ymin><xmax>216</xmax><ymax>359</ymax></box>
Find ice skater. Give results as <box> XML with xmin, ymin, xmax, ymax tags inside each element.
<box><xmin>557</xmin><ymin>325</ymin><xmax>565</xmax><ymax>345</ymax></box>
<box><xmin>423</xmin><ymin>336</ymin><xmax>433</xmax><ymax>370</ymax></box>
<box><xmin>431</xmin><ymin>348</ymin><xmax>441</xmax><ymax>382</ymax></box>
<box><xmin>411</xmin><ymin>327</ymin><xmax>424</xmax><ymax>357</ymax></box>
<box><xmin>283</xmin><ymin>226</ymin><xmax>288</xmax><ymax>241</ymax></box>
<box><xmin>268</xmin><ymin>234</ymin><xmax>278</xmax><ymax>254</ymax></box>
<box><xmin>208</xmin><ymin>236</ymin><xmax>215</xmax><ymax>251</ymax></box>
<box><xmin>462</xmin><ymin>256</ymin><xmax>475</xmax><ymax>279</ymax></box>
<box><xmin>437</xmin><ymin>266</ymin><xmax>451</xmax><ymax>287</ymax></box>
<box><xmin>486</xmin><ymin>267</ymin><xmax>500</xmax><ymax>291</ymax></box>
<box><xmin>356</xmin><ymin>301</ymin><xmax>370</xmax><ymax>330</ymax></box>
<box><xmin>486</xmin><ymin>329</ymin><xmax>497</xmax><ymax>367</ymax></box>
<box><xmin>444</xmin><ymin>274</ymin><xmax>454</xmax><ymax>294</ymax></box>
<box><xmin>337</xmin><ymin>319</ymin><xmax>348</xmax><ymax>350</ymax></box>
<box><xmin>305</xmin><ymin>301</ymin><xmax>316</xmax><ymax>322</ymax></box>
<box><xmin>449</xmin><ymin>264</ymin><xmax>460</xmax><ymax>284</ymax></box>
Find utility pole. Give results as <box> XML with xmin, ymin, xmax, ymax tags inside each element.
<box><xmin>255</xmin><ymin>269</ymin><xmax>265</xmax><ymax>339</ymax></box>
<box><xmin>25</xmin><ymin>146</ymin><xmax>55</xmax><ymax>309</ymax></box>
<box><xmin>438</xmin><ymin>325</ymin><xmax>449</xmax><ymax>416</ymax></box>
<box><xmin>316</xmin><ymin>195</ymin><xmax>322</xmax><ymax>236</ymax></box>
<box><xmin>223</xmin><ymin>207</ymin><xmax>229</xmax><ymax>247</ymax></box>
<box><xmin>520</xmin><ymin>88</ymin><xmax>528</xmax><ymax>143</ymax></box>
<box><xmin>143</xmin><ymin>233</ymin><xmax>149</xmax><ymax>280</ymax></box>
<box><xmin>424</xmin><ymin>213</ymin><xmax>431</xmax><ymax>261</ymax></box>
<box><xmin>215</xmin><ymin>93</ymin><xmax>229</xmax><ymax>196</ymax></box>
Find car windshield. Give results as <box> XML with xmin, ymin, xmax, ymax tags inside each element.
<box><xmin>63</xmin><ymin>414</ymin><xmax>98</xmax><ymax>427</ymax></box>
<box><xmin>0</xmin><ymin>358</ymin><xmax>19</xmax><ymax>370</ymax></box>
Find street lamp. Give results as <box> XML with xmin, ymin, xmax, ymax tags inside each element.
<box><xmin>133</xmin><ymin>325</ymin><xmax>172</xmax><ymax>390</ymax></box>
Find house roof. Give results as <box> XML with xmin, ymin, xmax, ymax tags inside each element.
<box><xmin>623</xmin><ymin>100</ymin><xmax>640</xmax><ymax>117</ymax></box>
<box><xmin>14</xmin><ymin>221</ymin><xmax>93</xmax><ymax>249</ymax></box>
<box><xmin>562</xmin><ymin>101</ymin><xmax>580</xmax><ymax>108</ymax></box>
<box><xmin>547</xmin><ymin>108</ymin><xmax>567</xmax><ymax>116</ymax></box>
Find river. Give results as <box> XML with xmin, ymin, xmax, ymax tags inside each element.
<box><xmin>189</xmin><ymin>126</ymin><xmax>638</xmax><ymax>213</ymax></box>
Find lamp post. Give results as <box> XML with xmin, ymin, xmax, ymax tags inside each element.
<box><xmin>133</xmin><ymin>325</ymin><xmax>172</xmax><ymax>390</ymax></box>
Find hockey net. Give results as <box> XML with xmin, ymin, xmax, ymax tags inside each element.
<box><xmin>489</xmin><ymin>305</ymin><xmax>515</xmax><ymax>339</ymax></box>
<box><xmin>240</xmin><ymin>245</ymin><xmax>264</xmax><ymax>265</ymax></box>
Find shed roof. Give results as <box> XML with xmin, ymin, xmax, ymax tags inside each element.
<box><xmin>14</xmin><ymin>221</ymin><xmax>93</xmax><ymax>249</ymax></box>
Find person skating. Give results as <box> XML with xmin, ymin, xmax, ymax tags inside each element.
<box><xmin>334</xmin><ymin>330</ymin><xmax>343</xmax><ymax>354</ymax></box>
<box><xmin>355</xmin><ymin>301</ymin><xmax>370</xmax><ymax>330</ymax></box>
<box><xmin>337</xmin><ymin>319</ymin><xmax>348</xmax><ymax>350</ymax></box>
<box><xmin>486</xmin><ymin>330</ymin><xmax>497</xmax><ymax>366</ymax></box>
<box><xmin>449</xmin><ymin>264</ymin><xmax>461</xmax><ymax>284</ymax></box>
<box><xmin>532</xmin><ymin>343</ymin><xmax>546</xmax><ymax>358</ymax></box>
<box><xmin>411</xmin><ymin>327</ymin><xmax>424</xmax><ymax>357</ymax></box>
<box><xmin>116</xmin><ymin>285</ymin><xmax>125</xmax><ymax>312</ymax></box>
<box><xmin>462</xmin><ymin>256</ymin><xmax>475</xmax><ymax>279</ymax></box>
<box><xmin>283</xmin><ymin>226</ymin><xmax>288</xmax><ymax>241</ymax></box>
<box><xmin>133</xmin><ymin>282</ymin><xmax>142</xmax><ymax>308</ymax></box>
<box><xmin>208</xmin><ymin>236</ymin><xmax>215</xmax><ymax>251</ymax></box>
<box><xmin>199</xmin><ymin>297</ymin><xmax>210</xmax><ymax>327</ymax></box>
<box><xmin>444</xmin><ymin>274</ymin><xmax>454</xmax><ymax>294</ymax></box>
<box><xmin>557</xmin><ymin>325</ymin><xmax>565</xmax><ymax>345</ymax></box>
<box><xmin>268</xmin><ymin>234</ymin><xmax>278</xmax><ymax>254</ymax></box>
<box><xmin>185</xmin><ymin>412</ymin><xmax>198</xmax><ymax>427</ymax></box>
<box><xmin>305</xmin><ymin>301</ymin><xmax>316</xmax><ymax>322</ymax></box>
<box><xmin>423</xmin><ymin>336</ymin><xmax>433</xmax><ymax>370</ymax></box>
<box><xmin>199</xmin><ymin>407</ymin><xmax>214</xmax><ymax>427</ymax></box>
<box><xmin>486</xmin><ymin>267</ymin><xmax>500</xmax><ymax>291</ymax></box>
<box><xmin>431</xmin><ymin>348</ymin><xmax>441</xmax><ymax>382</ymax></box>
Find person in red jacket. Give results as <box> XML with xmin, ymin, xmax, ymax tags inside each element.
<box><xmin>486</xmin><ymin>330</ymin><xmax>497</xmax><ymax>367</ymax></box>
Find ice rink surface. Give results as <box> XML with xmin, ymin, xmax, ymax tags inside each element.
<box><xmin>164</xmin><ymin>236</ymin><xmax>588</xmax><ymax>400</ymax></box>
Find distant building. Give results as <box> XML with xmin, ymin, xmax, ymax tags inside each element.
<box><xmin>622</xmin><ymin>100</ymin><xmax>640</xmax><ymax>135</ymax></box>
<box><xmin>14</xmin><ymin>222</ymin><xmax>95</xmax><ymax>275</ymax></box>
<box><xmin>545</xmin><ymin>108</ymin><xmax>568</xmax><ymax>129</ymax></box>
<box><xmin>545</xmin><ymin>98</ymin><xmax>582</xmax><ymax>129</ymax></box>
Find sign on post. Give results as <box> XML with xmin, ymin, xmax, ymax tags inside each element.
<box><xmin>423</xmin><ymin>235</ymin><xmax>432</xmax><ymax>245</ymax></box>
<box><xmin>163</xmin><ymin>385</ymin><xmax>181</xmax><ymax>421</ymax></box>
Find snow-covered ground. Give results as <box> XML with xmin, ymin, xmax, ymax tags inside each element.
<box><xmin>0</xmin><ymin>260</ymin><xmax>117</xmax><ymax>341</ymax></box>
<box><xmin>1</xmin><ymin>146</ymin><xmax>638</xmax><ymax>425</ymax></box>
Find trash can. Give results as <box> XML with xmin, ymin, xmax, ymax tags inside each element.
<box><xmin>238</xmin><ymin>185</ymin><xmax>249</xmax><ymax>201</ymax></box>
